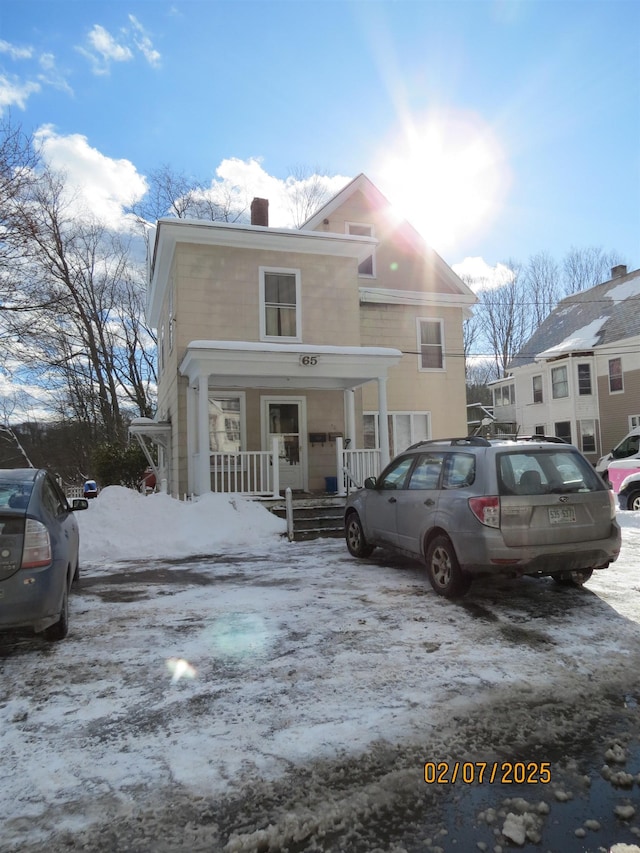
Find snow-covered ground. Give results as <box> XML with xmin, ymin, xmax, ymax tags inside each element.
<box><xmin>2</xmin><ymin>487</ymin><xmax>640</xmax><ymax>852</ymax></box>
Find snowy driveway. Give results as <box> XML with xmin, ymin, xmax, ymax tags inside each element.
<box><xmin>2</xmin><ymin>505</ymin><xmax>640</xmax><ymax>852</ymax></box>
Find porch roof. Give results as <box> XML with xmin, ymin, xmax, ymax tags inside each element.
<box><xmin>179</xmin><ymin>341</ymin><xmax>403</xmax><ymax>390</ymax></box>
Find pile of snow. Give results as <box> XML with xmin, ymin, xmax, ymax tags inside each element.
<box><xmin>77</xmin><ymin>486</ymin><xmax>285</xmax><ymax>562</ymax></box>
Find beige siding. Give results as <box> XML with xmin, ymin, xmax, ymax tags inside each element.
<box><xmin>598</xmin><ymin>367</ymin><xmax>640</xmax><ymax>452</ymax></box>
<box><xmin>359</xmin><ymin>303</ymin><xmax>467</xmax><ymax>436</ymax></box>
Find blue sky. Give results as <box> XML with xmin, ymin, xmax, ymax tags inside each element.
<box><xmin>1</xmin><ymin>0</ymin><xmax>639</xmax><ymax>276</ymax></box>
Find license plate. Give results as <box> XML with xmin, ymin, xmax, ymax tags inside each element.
<box><xmin>549</xmin><ymin>506</ymin><xmax>576</xmax><ymax>524</ymax></box>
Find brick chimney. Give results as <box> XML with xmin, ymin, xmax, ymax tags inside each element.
<box><xmin>611</xmin><ymin>264</ymin><xmax>627</xmax><ymax>278</ymax></box>
<box><xmin>250</xmin><ymin>197</ymin><xmax>269</xmax><ymax>226</ymax></box>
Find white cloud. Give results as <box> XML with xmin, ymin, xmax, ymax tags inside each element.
<box><xmin>205</xmin><ymin>157</ymin><xmax>350</xmax><ymax>227</ymax></box>
<box><xmin>452</xmin><ymin>256</ymin><xmax>516</xmax><ymax>292</ymax></box>
<box><xmin>35</xmin><ymin>126</ymin><xmax>148</xmax><ymax>231</ymax></box>
<box><xmin>0</xmin><ymin>73</ymin><xmax>40</xmax><ymax>113</ymax></box>
<box><xmin>78</xmin><ymin>18</ymin><xmax>161</xmax><ymax>74</ymax></box>
<box><xmin>128</xmin><ymin>15</ymin><xmax>161</xmax><ymax>68</ymax></box>
<box><xmin>0</xmin><ymin>39</ymin><xmax>33</xmax><ymax>61</ymax></box>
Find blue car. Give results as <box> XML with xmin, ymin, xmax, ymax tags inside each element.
<box><xmin>0</xmin><ymin>468</ymin><xmax>88</xmax><ymax>641</ymax></box>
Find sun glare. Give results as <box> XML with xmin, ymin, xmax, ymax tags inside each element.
<box><xmin>375</xmin><ymin>110</ymin><xmax>510</xmax><ymax>253</ymax></box>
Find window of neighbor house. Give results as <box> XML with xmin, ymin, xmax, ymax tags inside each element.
<box><xmin>577</xmin><ymin>363</ymin><xmax>592</xmax><ymax>395</ymax></box>
<box><xmin>417</xmin><ymin>319</ymin><xmax>444</xmax><ymax>370</ymax></box>
<box><xmin>363</xmin><ymin>412</ymin><xmax>430</xmax><ymax>456</ymax></box>
<box><xmin>534</xmin><ymin>425</ymin><xmax>546</xmax><ymax>436</ymax></box>
<box><xmin>629</xmin><ymin>415</ymin><xmax>640</xmax><ymax>430</ymax></box>
<box><xmin>609</xmin><ymin>357</ymin><xmax>623</xmax><ymax>393</ymax></box>
<box><xmin>532</xmin><ymin>375</ymin><xmax>543</xmax><ymax>403</ymax></box>
<box><xmin>209</xmin><ymin>395</ymin><xmax>243</xmax><ymax>453</ymax></box>
<box><xmin>555</xmin><ymin>421</ymin><xmax>572</xmax><ymax>443</ymax></box>
<box><xmin>346</xmin><ymin>222</ymin><xmax>375</xmax><ymax>277</ymax></box>
<box><xmin>168</xmin><ymin>285</ymin><xmax>174</xmax><ymax>353</ymax></box>
<box><xmin>580</xmin><ymin>419</ymin><xmax>596</xmax><ymax>453</ymax></box>
<box><xmin>551</xmin><ymin>365</ymin><xmax>569</xmax><ymax>398</ymax></box>
<box><xmin>260</xmin><ymin>268</ymin><xmax>301</xmax><ymax>341</ymax></box>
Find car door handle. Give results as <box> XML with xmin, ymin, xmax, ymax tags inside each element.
<box><xmin>388</xmin><ymin>497</ymin><xmax>397</xmax><ymax>503</ymax></box>
<box><xmin>424</xmin><ymin>498</ymin><xmax>435</xmax><ymax>506</ymax></box>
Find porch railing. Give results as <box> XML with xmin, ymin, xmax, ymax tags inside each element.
<box><xmin>336</xmin><ymin>437</ymin><xmax>381</xmax><ymax>496</ymax></box>
<box><xmin>209</xmin><ymin>437</ymin><xmax>280</xmax><ymax>497</ymax></box>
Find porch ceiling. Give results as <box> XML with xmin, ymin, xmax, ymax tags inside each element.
<box><xmin>179</xmin><ymin>341</ymin><xmax>403</xmax><ymax>391</ymax></box>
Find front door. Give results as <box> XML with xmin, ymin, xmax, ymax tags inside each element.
<box><xmin>263</xmin><ymin>397</ymin><xmax>306</xmax><ymax>491</ymax></box>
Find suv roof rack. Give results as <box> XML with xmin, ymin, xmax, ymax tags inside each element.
<box><xmin>491</xmin><ymin>435</ymin><xmax>569</xmax><ymax>444</ymax></box>
<box><xmin>406</xmin><ymin>436</ymin><xmax>492</xmax><ymax>450</ymax></box>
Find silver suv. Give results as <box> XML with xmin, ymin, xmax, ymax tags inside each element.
<box><xmin>344</xmin><ymin>436</ymin><xmax>621</xmax><ymax>598</ymax></box>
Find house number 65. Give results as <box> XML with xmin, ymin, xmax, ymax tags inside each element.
<box><xmin>299</xmin><ymin>355</ymin><xmax>318</xmax><ymax>366</ymax></box>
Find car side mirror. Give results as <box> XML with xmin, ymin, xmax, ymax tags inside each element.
<box><xmin>364</xmin><ymin>476</ymin><xmax>377</xmax><ymax>489</ymax></box>
<box><xmin>72</xmin><ymin>498</ymin><xmax>89</xmax><ymax>511</ymax></box>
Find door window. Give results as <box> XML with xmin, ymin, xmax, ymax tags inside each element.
<box><xmin>407</xmin><ymin>454</ymin><xmax>445</xmax><ymax>489</ymax></box>
<box><xmin>377</xmin><ymin>457</ymin><xmax>414</xmax><ymax>490</ymax></box>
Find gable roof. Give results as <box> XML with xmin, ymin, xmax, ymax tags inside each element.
<box><xmin>509</xmin><ymin>267</ymin><xmax>640</xmax><ymax>369</ymax></box>
<box><xmin>302</xmin><ymin>173</ymin><xmax>475</xmax><ymax>301</ymax></box>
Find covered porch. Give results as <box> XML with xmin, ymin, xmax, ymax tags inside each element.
<box><xmin>179</xmin><ymin>340</ymin><xmax>402</xmax><ymax>497</ymax></box>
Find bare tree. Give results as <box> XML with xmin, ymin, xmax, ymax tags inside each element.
<box><xmin>131</xmin><ymin>163</ymin><xmax>245</xmax><ymax>224</ymax></box>
<box><xmin>286</xmin><ymin>165</ymin><xmax>333</xmax><ymax>228</ymax></box>
<box><xmin>8</xmin><ymin>165</ymin><xmax>155</xmax><ymax>443</ymax></box>
<box><xmin>561</xmin><ymin>246</ymin><xmax>625</xmax><ymax>296</ymax></box>
<box><xmin>522</xmin><ymin>251</ymin><xmax>560</xmax><ymax>326</ymax></box>
<box><xmin>0</xmin><ymin>114</ymin><xmax>39</xmax><ymax>278</ymax></box>
<box><xmin>475</xmin><ymin>261</ymin><xmax>533</xmax><ymax>378</ymax></box>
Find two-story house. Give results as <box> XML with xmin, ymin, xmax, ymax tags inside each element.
<box><xmin>489</xmin><ymin>264</ymin><xmax>640</xmax><ymax>464</ymax></box>
<box><xmin>131</xmin><ymin>174</ymin><xmax>476</xmax><ymax>497</ymax></box>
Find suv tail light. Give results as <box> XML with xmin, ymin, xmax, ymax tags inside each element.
<box><xmin>21</xmin><ymin>519</ymin><xmax>52</xmax><ymax>568</ymax></box>
<box><xmin>607</xmin><ymin>490</ymin><xmax>616</xmax><ymax>520</ymax></box>
<box><xmin>469</xmin><ymin>496</ymin><xmax>500</xmax><ymax>528</ymax></box>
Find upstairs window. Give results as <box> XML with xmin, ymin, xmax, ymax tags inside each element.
<box><xmin>577</xmin><ymin>363</ymin><xmax>592</xmax><ymax>395</ymax></box>
<box><xmin>609</xmin><ymin>357</ymin><xmax>623</xmax><ymax>393</ymax></box>
<box><xmin>551</xmin><ymin>365</ymin><xmax>568</xmax><ymax>398</ymax></box>
<box><xmin>417</xmin><ymin>319</ymin><xmax>444</xmax><ymax>370</ymax></box>
<box><xmin>532</xmin><ymin>375</ymin><xmax>543</xmax><ymax>403</ymax></box>
<box><xmin>347</xmin><ymin>222</ymin><xmax>375</xmax><ymax>277</ymax></box>
<box><xmin>260</xmin><ymin>268</ymin><xmax>301</xmax><ymax>342</ymax></box>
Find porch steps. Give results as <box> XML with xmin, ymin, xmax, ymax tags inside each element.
<box><xmin>269</xmin><ymin>496</ymin><xmax>347</xmax><ymax>542</ymax></box>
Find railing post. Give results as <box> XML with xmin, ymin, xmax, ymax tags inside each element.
<box><xmin>285</xmin><ymin>486</ymin><xmax>294</xmax><ymax>541</ymax></box>
<box><xmin>336</xmin><ymin>436</ymin><xmax>346</xmax><ymax>497</ymax></box>
<box><xmin>271</xmin><ymin>436</ymin><xmax>280</xmax><ymax>498</ymax></box>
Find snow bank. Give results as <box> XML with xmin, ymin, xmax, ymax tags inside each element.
<box><xmin>77</xmin><ymin>486</ymin><xmax>286</xmax><ymax>562</ymax></box>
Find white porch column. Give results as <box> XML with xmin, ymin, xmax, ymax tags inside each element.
<box><xmin>377</xmin><ymin>375</ymin><xmax>391</xmax><ymax>469</ymax></box>
<box><xmin>197</xmin><ymin>374</ymin><xmax>211</xmax><ymax>494</ymax></box>
<box><xmin>344</xmin><ymin>388</ymin><xmax>356</xmax><ymax>449</ymax></box>
<box><xmin>186</xmin><ymin>383</ymin><xmax>196</xmax><ymax>495</ymax></box>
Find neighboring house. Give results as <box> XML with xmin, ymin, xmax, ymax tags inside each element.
<box><xmin>131</xmin><ymin>174</ymin><xmax>476</xmax><ymax>498</ymax></box>
<box><xmin>489</xmin><ymin>265</ymin><xmax>640</xmax><ymax>464</ymax></box>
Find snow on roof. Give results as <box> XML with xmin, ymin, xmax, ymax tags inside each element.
<box><xmin>535</xmin><ymin>316</ymin><xmax>608</xmax><ymax>360</ymax></box>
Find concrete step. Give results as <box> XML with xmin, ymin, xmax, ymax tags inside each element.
<box><xmin>269</xmin><ymin>497</ymin><xmax>346</xmax><ymax>541</ymax></box>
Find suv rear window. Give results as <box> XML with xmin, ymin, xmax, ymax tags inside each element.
<box><xmin>496</xmin><ymin>449</ymin><xmax>604</xmax><ymax>496</ymax></box>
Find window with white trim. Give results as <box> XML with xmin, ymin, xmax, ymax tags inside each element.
<box><xmin>209</xmin><ymin>394</ymin><xmax>245</xmax><ymax>453</ymax></box>
<box><xmin>609</xmin><ymin>357</ymin><xmax>623</xmax><ymax>393</ymax></box>
<box><xmin>417</xmin><ymin>318</ymin><xmax>444</xmax><ymax>370</ymax></box>
<box><xmin>168</xmin><ymin>284</ymin><xmax>174</xmax><ymax>353</ymax></box>
<box><xmin>629</xmin><ymin>415</ymin><xmax>640</xmax><ymax>430</ymax></box>
<box><xmin>532</xmin><ymin>375</ymin><xmax>543</xmax><ymax>403</ymax></box>
<box><xmin>580</xmin><ymin>419</ymin><xmax>596</xmax><ymax>453</ymax></box>
<box><xmin>551</xmin><ymin>365</ymin><xmax>568</xmax><ymax>398</ymax></box>
<box><xmin>346</xmin><ymin>222</ymin><xmax>375</xmax><ymax>277</ymax></box>
<box><xmin>577</xmin><ymin>363</ymin><xmax>592</xmax><ymax>395</ymax></box>
<box><xmin>363</xmin><ymin>412</ymin><xmax>431</xmax><ymax>457</ymax></box>
<box><xmin>259</xmin><ymin>267</ymin><xmax>301</xmax><ymax>341</ymax></box>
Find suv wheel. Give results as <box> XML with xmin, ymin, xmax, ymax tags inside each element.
<box><xmin>345</xmin><ymin>512</ymin><xmax>374</xmax><ymax>558</ymax></box>
<box><xmin>425</xmin><ymin>535</ymin><xmax>471</xmax><ymax>598</ymax></box>
<box><xmin>552</xmin><ymin>568</ymin><xmax>593</xmax><ymax>587</ymax></box>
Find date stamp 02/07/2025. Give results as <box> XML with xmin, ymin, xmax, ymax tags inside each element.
<box><xmin>424</xmin><ymin>761</ymin><xmax>552</xmax><ymax>785</ymax></box>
